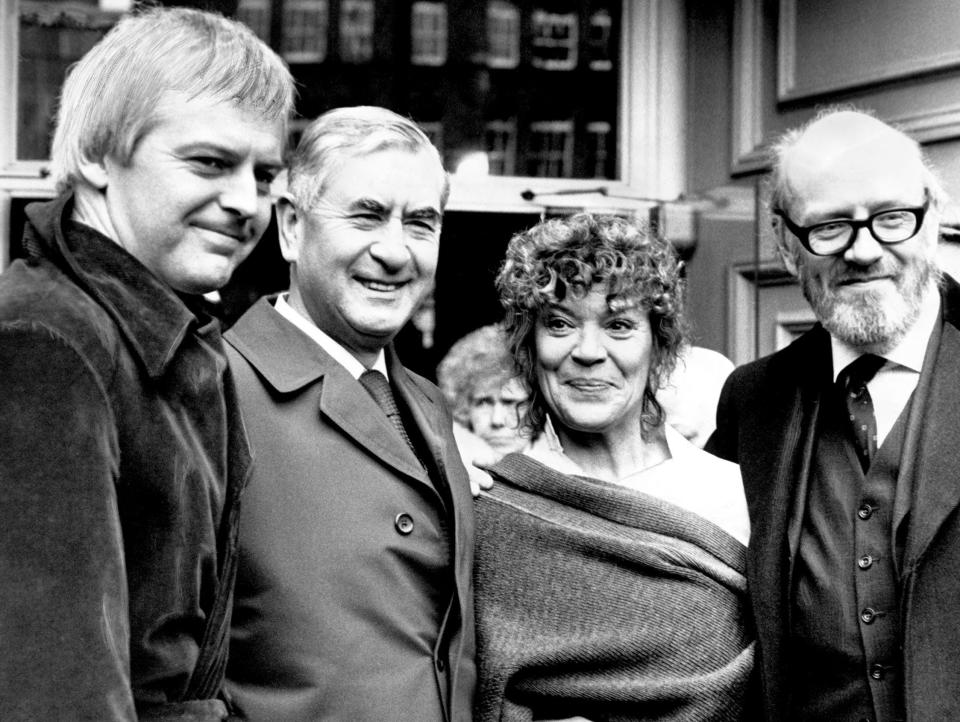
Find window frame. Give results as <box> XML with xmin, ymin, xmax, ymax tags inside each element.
<box><xmin>0</xmin><ymin>0</ymin><xmax>686</xmax><ymax>265</ymax></box>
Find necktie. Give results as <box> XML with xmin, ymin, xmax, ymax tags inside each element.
<box><xmin>359</xmin><ymin>369</ymin><xmax>419</xmax><ymax>459</ymax></box>
<box><xmin>837</xmin><ymin>354</ymin><xmax>886</xmax><ymax>472</ymax></box>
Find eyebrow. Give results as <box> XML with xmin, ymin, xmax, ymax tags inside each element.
<box><xmin>349</xmin><ymin>198</ymin><xmax>390</xmax><ymax>214</ymax></box>
<box><xmin>406</xmin><ymin>207</ymin><xmax>442</xmax><ymax>223</ymax></box>
<box><xmin>349</xmin><ymin>198</ymin><xmax>442</xmax><ymax>222</ymax></box>
<box><xmin>805</xmin><ymin>195</ymin><xmax>927</xmax><ymax>222</ymax></box>
<box><xmin>176</xmin><ymin>141</ymin><xmax>284</xmax><ymax>170</ymax></box>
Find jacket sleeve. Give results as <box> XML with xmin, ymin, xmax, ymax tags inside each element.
<box><xmin>704</xmin><ymin>371</ymin><xmax>741</xmax><ymax>464</ymax></box>
<box><xmin>0</xmin><ymin>324</ymin><xmax>135</xmax><ymax>720</ymax></box>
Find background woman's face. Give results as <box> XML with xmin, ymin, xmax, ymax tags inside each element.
<box><xmin>534</xmin><ymin>286</ymin><xmax>653</xmax><ymax>437</ymax></box>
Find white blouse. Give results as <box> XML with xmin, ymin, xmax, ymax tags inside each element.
<box><xmin>525</xmin><ymin>418</ymin><xmax>750</xmax><ymax>546</ymax></box>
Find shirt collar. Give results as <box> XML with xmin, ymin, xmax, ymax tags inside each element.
<box><xmin>527</xmin><ymin>413</ymin><xmax>686</xmax><ymax>474</ymax></box>
<box><xmin>831</xmin><ymin>281</ymin><xmax>941</xmax><ymax>381</ymax></box>
<box><xmin>274</xmin><ymin>293</ymin><xmax>387</xmax><ymax>379</ymax></box>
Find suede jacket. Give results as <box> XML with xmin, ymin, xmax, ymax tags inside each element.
<box><xmin>0</xmin><ymin>195</ymin><xmax>252</xmax><ymax>721</ymax></box>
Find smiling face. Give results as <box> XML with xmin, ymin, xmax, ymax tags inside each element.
<box><xmin>534</xmin><ymin>286</ymin><xmax>653</xmax><ymax>441</ymax></box>
<box><xmin>280</xmin><ymin>147</ymin><xmax>445</xmax><ymax>365</ymax></box>
<box><xmin>778</xmin><ymin>113</ymin><xmax>940</xmax><ymax>352</ymax></box>
<box><xmin>84</xmin><ymin>91</ymin><xmax>285</xmax><ymax>294</ymax></box>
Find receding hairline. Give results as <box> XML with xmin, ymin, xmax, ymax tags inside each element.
<box><xmin>770</xmin><ymin>109</ymin><xmax>941</xmax><ymax>217</ymax></box>
<box><xmin>784</xmin><ymin>111</ymin><xmax>921</xmax><ymax>174</ymax></box>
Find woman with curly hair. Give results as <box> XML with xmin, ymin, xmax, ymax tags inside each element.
<box><xmin>474</xmin><ymin>213</ymin><xmax>755</xmax><ymax>721</ymax></box>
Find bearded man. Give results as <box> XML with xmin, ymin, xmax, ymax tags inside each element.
<box><xmin>707</xmin><ymin>108</ymin><xmax>960</xmax><ymax>721</ymax></box>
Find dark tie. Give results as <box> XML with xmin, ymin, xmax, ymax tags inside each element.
<box><xmin>358</xmin><ymin>369</ymin><xmax>419</xmax><ymax>459</ymax></box>
<box><xmin>837</xmin><ymin>354</ymin><xmax>886</xmax><ymax>472</ymax></box>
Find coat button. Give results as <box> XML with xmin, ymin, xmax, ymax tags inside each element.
<box><xmin>861</xmin><ymin>608</ymin><xmax>877</xmax><ymax>624</ymax></box>
<box><xmin>858</xmin><ymin>555</ymin><xmax>874</xmax><ymax>570</ymax></box>
<box><xmin>436</xmin><ymin>656</ymin><xmax>446</xmax><ymax>672</ymax></box>
<box><xmin>858</xmin><ymin>503</ymin><xmax>874</xmax><ymax>520</ymax></box>
<box><xmin>395</xmin><ymin>513</ymin><xmax>414</xmax><ymax>535</ymax></box>
<box><xmin>870</xmin><ymin>663</ymin><xmax>885</xmax><ymax>680</ymax></box>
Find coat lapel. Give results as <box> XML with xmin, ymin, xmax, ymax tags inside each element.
<box><xmin>745</xmin><ymin>327</ymin><xmax>828</xmax><ymax>714</ymax></box>
<box><xmin>318</xmin><ymin>374</ymin><xmax>429</xmax><ymax>484</ymax></box>
<box><xmin>902</xmin><ymin>285</ymin><xmax>960</xmax><ymax>570</ymax></box>
<box><xmin>226</xmin><ymin>297</ymin><xmax>429</xmax><ymax>485</ymax></box>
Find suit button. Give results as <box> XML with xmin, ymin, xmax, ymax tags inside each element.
<box><xmin>436</xmin><ymin>657</ymin><xmax>446</xmax><ymax>672</ymax></box>
<box><xmin>395</xmin><ymin>513</ymin><xmax>414</xmax><ymax>535</ymax></box>
<box><xmin>861</xmin><ymin>608</ymin><xmax>877</xmax><ymax>624</ymax></box>
<box><xmin>870</xmin><ymin>663</ymin><xmax>885</xmax><ymax>680</ymax></box>
<box><xmin>858</xmin><ymin>503</ymin><xmax>874</xmax><ymax>520</ymax></box>
<box><xmin>858</xmin><ymin>555</ymin><xmax>874</xmax><ymax>569</ymax></box>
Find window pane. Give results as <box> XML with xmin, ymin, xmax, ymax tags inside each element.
<box><xmin>17</xmin><ymin>0</ymin><xmax>125</xmax><ymax>161</ymax></box>
<box><xmin>14</xmin><ymin>0</ymin><xmax>623</xmax><ymax>180</ymax></box>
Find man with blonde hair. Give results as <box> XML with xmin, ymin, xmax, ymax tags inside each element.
<box><xmin>0</xmin><ymin>7</ymin><xmax>293</xmax><ymax>720</ymax></box>
<box><xmin>709</xmin><ymin>108</ymin><xmax>960</xmax><ymax>720</ymax></box>
<box><xmin>224</xmin><ymin>106</ymin><xmax>475</xmax><ymax>720</ymax></box>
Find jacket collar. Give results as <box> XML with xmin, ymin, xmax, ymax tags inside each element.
<box><xmin>225</xmin><ymin>295</ymin><xmax>334</xmax><ymax>393</ymax></box>
<box><xmin>24</xmin><ymin>193</ymin><xmax>199</xmax><ymax>379</ymax></box>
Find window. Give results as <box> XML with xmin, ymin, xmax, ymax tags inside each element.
<box><xmin>485</xmin><ymin>120</ymin><xmax>517</xmax><ymax>176</ymax></box>
<box><xmin>16</xmin><ymin>1</ymin><xmax>119</xmax><ymax>161</ymax></box>
<box><xmin>411</xmin><ymin>1</ymin><xmax>447</xmax><ymax>66</ymax></box>
<box><xmin>527</xmin><ymin>120</ymin><xmax>574</xmax><ymax>177</ymax></box>
<box><xmin>282</xmin><ymin>0</ymin><xmax>328</xmax><ymax>63</ymax></box>
<box><xmin>418</xmin><ymin>122</ymin><xmax>444</xmax><ymax>155</ymax></box>
<box><xmin>486</xmin><ymin>1</ymin><xmax>519</xmax><ymax>69</ymax></box>
<box><xmin>339</xmin><ymin>0</ymin><xmax>374</xmax><ymax>64</ymax></box>
<box><xmin>531</xmin><ymin>10</ymin><xmax>578</xmax><ymax>71</ymax></box>
<box><xmin>585</xmin><ymin>121</ymin><xmax>611</xmax><ymax>179</ymax></box>
<box><xmin>5</xmin><ymin>0</ymin><xmax>688</xmax><ymax>221</ymax></box>
<box><xmin>237</xmin><ymin>0</ymin><xmax>271</xmax><ymax>43</ymax></box>
<box><xmin>587</xmin><ymin>9</ymin><xmax>613</xmax><ymax>71</ymax></box>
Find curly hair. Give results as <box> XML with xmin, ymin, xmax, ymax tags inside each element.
<box><xmin>436</xmin><ymin>324</ymin><xmax>519</xmax><ymax>427</ymax></box>
<box><xmin>495</xmin><ymin>213</ymin><xmax>688</xmax><ymax>436</ymax></box>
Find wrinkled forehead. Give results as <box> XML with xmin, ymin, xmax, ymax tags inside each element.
<box><xmin>782</xmin><ymin>116</ymin><xmax>926</xmax><ymax>218</ymax></box>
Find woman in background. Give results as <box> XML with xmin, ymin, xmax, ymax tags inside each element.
<box><xmin>474</xmin><ymin>213</ymin><xmax>754</xmax><ymax>721</ymax></box>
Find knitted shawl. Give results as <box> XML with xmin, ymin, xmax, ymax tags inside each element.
<box><xmin>474</xmin><ymin>453</ymin><xmax>755</xmax><ymax>721</ymax></box>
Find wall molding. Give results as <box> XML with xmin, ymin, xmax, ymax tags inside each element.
<box><xmin>731</xmin><ymin>0</ymin><xmax>768</xmax><ymax>175</ymax></box>
<box><xmin>727</xmin><ymin>257</ymin><xmax>802</xmax><ymax>364</ymax></box>
<box><xmin>620</xmin><ymin>0</ymin><xmax>686</xmax><ymax>199</ymax></box>
<box><xmin>778</xmin><ymin>0</ymin><xmax>960</xmax><ymax>102</ymax></box>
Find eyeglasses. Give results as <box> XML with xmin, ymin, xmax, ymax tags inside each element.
<box><xmin>774</xmin><ymin>201</ymin><xmax>929</xmax><ymax>257</ymax></box>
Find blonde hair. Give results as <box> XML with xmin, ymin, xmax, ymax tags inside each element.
<box><xmin>51</xmin><ymin>6</ymin><xmax>295</xmax><ymax>193</ymax></box>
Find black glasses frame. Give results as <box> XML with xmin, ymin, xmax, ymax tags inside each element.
<box><xmin>774</xmin><ymin>201</ymin><xmax>929</xmax><ymax>257</ymax></box>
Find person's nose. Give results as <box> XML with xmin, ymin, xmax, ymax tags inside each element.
<box><xmin>571</xmin><ymin>325</ymin><xmax>607</xmax><ymax>365</ymax></box>
<box><xmin>843</xmin><ymin>225</ymin><xmax>884</xmax><ymax>266</ymax></box>
<box><xmin>489</xmin><ymin>402</ymin><xmax>507</xmax><ymax>427</ymax></box>
<box><xmin>368</xmin><ymin>218</ymin><xmax>411</xmax><ymax>272</ymax></box>
<box><xmin>219</xmin><ymin>168</ymin><xmax>260</xmax><ymax>221</ymax></box>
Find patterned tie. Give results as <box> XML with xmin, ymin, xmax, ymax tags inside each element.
<box><xmin>358</xmin><ymin>369</ymin><xmax>419</xmax><ymax>459</ymax></box>
<box><xmin>837</xmin><ymin>354</ymin><xmax>886</xmax><ymax>472</ymax></box>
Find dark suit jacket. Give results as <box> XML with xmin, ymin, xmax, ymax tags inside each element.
<box><xmin>708</xmin><ymin>275</ymin><xmax>960</xmax><ymax>722</ymax></box>
<box><xmin>223</xmin><ymin>297</ymin><xmax>476</xmax><ymax>721</ymax></box>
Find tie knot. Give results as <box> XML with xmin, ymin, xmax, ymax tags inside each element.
<box><xmin>838</xmin><ymin>354</ymin><xmax>886</xmax><ymax>391</ymax></box>
<box><xmin>359</xmin><ymin>369</ymin><xmax>397</xmax><ymax>411</ymax></box>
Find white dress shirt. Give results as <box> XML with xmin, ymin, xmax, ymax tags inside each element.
<box><xmin>273</xmin><ymin>293</ymin><xmax>388</xmax><ymax>378</ymax></box>
<box><xmin>831</xmin><ymin>285</ymin><xmax>940</xmax><ymax>447</ymax></box>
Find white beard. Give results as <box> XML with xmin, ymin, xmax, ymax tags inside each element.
<box><xmin>797</xmin><ymin>254</ymin><xmax>939</xmax><ymax>352</ymax></box>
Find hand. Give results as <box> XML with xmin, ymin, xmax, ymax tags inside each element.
<box><xmin>467</xmin><ymin>460</ymin><xmax>495</xmax><ymax>496</ymax></box>
<box><xmin>451</xmin><ymin>422</ymin><xmax>500</xmax><ymax>496</ymax></box>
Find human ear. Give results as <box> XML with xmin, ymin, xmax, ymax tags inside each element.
<box><xmin>771</xmin><ymin>217</ymin><xmax>800</xmax><ymax>277</ymax></box>
<box><xmin>76</xmin><ymin>156</ymin><xmax>110</xmax><ymax>190</ymax></box>
<box><xmin>276</xmin><ymin>195</ymin><xmax>303</xmax><ymax>263</ymax></box>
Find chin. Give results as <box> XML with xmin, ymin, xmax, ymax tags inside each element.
<box><xmin>486</xmin><ymin>438</ymin><xmax>526</xmax><ymax>454</ymax></box>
